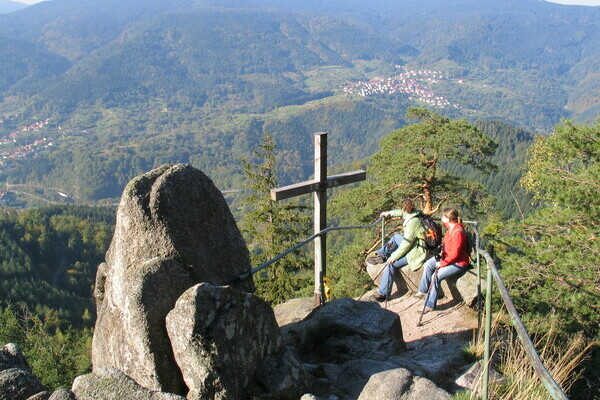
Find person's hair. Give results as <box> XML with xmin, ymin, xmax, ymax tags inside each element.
<box><xmin>401</xmin><ymin>199</ymin><xmax>416</xmax><ymax>213</ymax></box>
<box><xmin>442</xmin><ymin>207</ymin><xmax>463</xmax><ymax>224</ymax></box>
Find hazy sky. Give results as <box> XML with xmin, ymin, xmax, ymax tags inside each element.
<box><xmin>12</xmin><ymin>0</ymin><xmax>600</xmax><ymax>4</ymax></box>
<box><xmin>545</xmin><ymin>0</ymin><xmax>600</xmax><ymax>4</ymax></box>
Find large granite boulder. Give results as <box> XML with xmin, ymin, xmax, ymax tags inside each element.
<box><xmin>388</xmin><ymin>342</ymin><xmax>466</xmax><ymax>382</ymax></box>
<box><xmin>273</xmin><ymin>297</ymin><xmax>314</xmax><ymax>328</ymax></box>
<box><xmin>166</xmin><ymin>283</ymin><xmax>308</xmax><ymax>400</ymax></box>
<box><xmin>47</xmin><ymin>389</ymin><xmax>75</xmax><ymax>400</ymax></box>
<box><xmin>357</xmin><ymin>368</ymin><xmax>451</xmax><ymax>400</ymax></box>
<box><xmin>71</xmin><ymin>368</ymin><xmax>184</xmax><ymax>400</ymax></box>
<box><xmin>282</xmin><ymin>298</ymin><xmax>406</xmax><ymax>364</ymax></box>
<box><xmin>92</xmin><ymin>164</ymin><xmax>255</xmax><ymax>394</ymax></box>
<box><xmin>0</xmin><ymin>343</ymin><xmax>45</xmax><ymax>400</ymax></box>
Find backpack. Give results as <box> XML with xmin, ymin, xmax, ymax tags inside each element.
<box><xmin>419</xmin><ymin>213</ymin><xmax>443</xmax><ymax>250</ymax></box>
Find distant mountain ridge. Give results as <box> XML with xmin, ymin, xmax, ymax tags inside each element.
<box><xmin>0</xmin><ymin>0</ymin><xmax>597</xmax><ymax>205</ymax></box>
<box><xmin>0</xmin><ymin>0</ymin><xmax>27</xmax><ymax>14</ymax></box>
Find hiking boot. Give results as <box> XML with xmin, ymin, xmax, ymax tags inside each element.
<box><xmin>373</xmin><ymin>292</ymin><xmax>387</xmax><ymax>302</ymax></box>
<box><xmin>413</xmin><ymin>291</ymin><xmax>426</xmax><ymax>299</ymax></box>
<box><xmin>417</xmin><ymin>306</ymin><xmax>434</xmax><ymax>315</ymax></box>
<box><xmin>367</xmin><ymin>253</ymin><xmax>387</xmax><ymax>264</ymax></box>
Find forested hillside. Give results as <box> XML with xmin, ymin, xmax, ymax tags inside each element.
<box><xmin>0</xmin><ymin>206</ymin><xmax>114</xmax><ymax>328</ymax></box>
<box><xmin>0</xmin><ymin>0</ymin><xmax>597</xmax><ymax>207</ymax></box>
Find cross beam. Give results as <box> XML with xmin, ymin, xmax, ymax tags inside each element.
<box><xmin>270</xmin><ymin>132</ymin><xmax>366</xmax><ymax>307</ymax></box>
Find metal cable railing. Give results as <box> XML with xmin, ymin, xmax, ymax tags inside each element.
<box><xmin>477</xmin><ymin>248</ymin><xmax>568</xmax><ymax>400</ymax></box>
<box><xmin>238</xmin><ymin>217</ymin><xmax>386</xmax><ymax>280</ymax></box>
<box><xmin>238</xmin><ymin>217</ymin><xmax>569</xmax><ymax>399</ymax></box>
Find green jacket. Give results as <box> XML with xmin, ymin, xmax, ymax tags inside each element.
<box><xmin>388</xmin><ymin>210</ymin><xmax>427</xmax><ymax>271</ymax></box>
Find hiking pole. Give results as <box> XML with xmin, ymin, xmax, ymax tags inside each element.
<box><xmin>384</xmin><ymin>259</ymin><xmax>394</xmax><ymax>309</ymax></box>
<box><xmin>417</xmin><ymin>268</ymin><xmax>439</xmax><ymax>327</ymax></box>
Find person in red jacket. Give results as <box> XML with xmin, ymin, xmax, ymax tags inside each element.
<box><xmin>415</xmin><ymin>207</ymin><xmax>470</xmax><ymax>312</ymax></box>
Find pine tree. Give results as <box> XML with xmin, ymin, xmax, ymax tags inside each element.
<box><xmin>239</xmin><ymin>133</ymin><xmax>312</xmax><ymax>305</ymax></box>
<box><xmin>497</xmin><ymin>119</ymin><xmax>599</xmax><ymax>339</ymax></box>
<box><xmin>332</xmin><ymin>107</ymin><xmax>497</xmax><ymax>224</ymax></box>
<box><xmin>327</xmin><ymin>108</ymin><xmax>497</xmax><ymax>297</ymax></box>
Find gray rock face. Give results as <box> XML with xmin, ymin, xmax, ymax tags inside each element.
<box><xmin>455</xmin><ymin>361</ymin><xmax>506</xmax><ymax>391</ymax></box>
<box><xmin>72</xmin><ymin>368</ymin><xmax>185</xmax><ymax>400</ymax></box>
<box><xmin>366</xmin><ymin>258</ymin><xmax>481</xmax><ymax>306</ymax></box>
<box><xmin>282</xmin><ymin>298</ymin><xmax>406</xmax><ymax>363</ymax></box>
<box><xmin>404</xmin><ymin>376</ymin><xmax>451</xmax><ymax>399</ymax></box>
<box><xmin>335</xmin><ymin>359</ymin><xmax>402</xmax><ymax>399</ymax></box>
<box><xmin>0</xmin><ymin>343</ymin><xmax>30</xmax><ymax>371</ymax></box>
<box><xmin>47</xmin><ymin>389</ymin><xmax>76</xmax><ymax>400</ymax></box>
<box><xmin>357</xmin><ymin>368</ymin><xmax>451</xmax><ymax>400</ymax></box>
<box><xmin>26</xmin><ymin>392</ymin><xmax>49</xmax><ymax>400</ymax></box>
<box><xmin>273</xmin><ymin>297</ymin><xmax>314</xmax><ymax>328</ymax></box>
<box><xmin>92</xmin><ymin>164</ymin><xmax>255</xmax><ymax>394</ymax></box>
<box><xmin>0</xmin><ymin>344</ymin><xmax>45</xmax><ymax>400</ymax></box>
<box><xmin>0</xmin><ymin>368</ymin><xmax>45</xmax><ymax>400</ymax></box>
<box><xmin>388</xmin><ymin>343</ymin><xmax>466</xmax><ymax>381</ymax></box>
<box><xmin>356</xmin><ymin>368</ymin><xmax>413</xmax><ymax>400</ymax></box>
<box><xmin>166</xmin><ymin>283</ymin><xmax>307</xmax><ymax>400</ymax></box>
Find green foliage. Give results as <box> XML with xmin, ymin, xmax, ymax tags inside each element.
<box><xmin>521</xmin><ymin>120</ymin><xmax>600</xmax><ymax>212</ymax></box>
<box><xmin>332</xmin><ymin>107</ymin><xmax>497</xmax><ymax>223</ymax></box>
<box><xmin>238</xmin><ymin>133</ymin><xmax>312</xmax><ymax>304</ymax></box>
<box><xmin>0</xmin><ymin>304</ymin><xmax>92</xmax><ymax>391</ymax></box>
<box><xmin>495</xmin><ymin>119</ymin><xmax>600</xmax><ymax>339</ymax></box>
<box><xmin>0</xmin><ymin>206</ymin><xmax>114</xmax><ymax>328</ymax></box>
<box><xmin>444</xmin><ymin>119</ymin><xmax>535</xmax><ymax>217</ymax></box>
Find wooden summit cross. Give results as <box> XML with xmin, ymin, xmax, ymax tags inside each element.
<box><xmin>270</xmin><ymin>132</ymin><xmax>366</xmax><ymax>307</ymax></box>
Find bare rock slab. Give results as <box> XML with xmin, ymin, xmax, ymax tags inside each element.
<box><xmin>357</xmin><ymin>368</ymin><xmax>451</xmax><ymax>400</ymax></box>
<box><xmin>0</xmin><ymin>344</ymin><xmax>45</xmax><ymax>400</ymax></box>
<box><xmin>273</xmin><ymin>297</ymin><xmax>314</xmax><ymax>328</ymax></box>
<box><xmin>72</xmin><ymin>368</ymin><xmax>184</xmax><ymax>400</ymax></box>
<box><xmin>92</xmin><ymin>164</ymin><xmax>255</xmax><ymax>394</ymax></box>
<box><xmin>366</xmin><ymin>257</ymin><xmax>481</xmax><ymax>306</ymax></box>
<box><xmin>47</xmin><ymin>389</ymin><xmax>76</xmax><ymax>400</ymax></box>
<box><xmin>282</xmin><ymin>298</ymin><xmax>406</xmax><ymax>364</ymax></box>
<box><xmin>166</xmin><ymin>283</ymin><xmax>308</xmax><ymax>400</ymax></box>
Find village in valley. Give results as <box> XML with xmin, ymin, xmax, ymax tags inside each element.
<box><xmin>0</xmin><ymin>114</ymin><xmax>65</xmax><ymax>205</ymax></box>
<box><xmin>342</xmin><ymin>68</ymin><xmax>460</xmax><ymax>109</ymax></box>
<box><xmin>0</xmin><ymin>115</ymin><xmax>57</xmax><ymax>173</ymax></box>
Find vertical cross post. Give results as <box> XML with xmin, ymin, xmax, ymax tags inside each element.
<box><xmin>270</xmin><ymin>132</ymin><xmax>366</xmax><ymax>307</ymax></box>
<box><xmin>314</xmin><ymin>132</ymin><xmax>327</xmax><ymax>307</ymax></box>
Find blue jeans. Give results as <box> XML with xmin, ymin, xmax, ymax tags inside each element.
<box><xmin>376</xmin><ymin>234</ymin><xmax>409</xmax><ymax>296</ymax></box>
<box><xmin>418</xmin><ymin>256</ymin><xmax>467</xmax><ymax>309</ymax></box>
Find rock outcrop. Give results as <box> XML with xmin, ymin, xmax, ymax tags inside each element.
<box><xmin>357</xmin><ymin>368</ymin><xmax>451</xmax><ymax>400</ymax></box>
<box><xmin>166</xmin><ymin>283</ymin><xmax>307</xmax><ymax>400</ymax></box>
<box><xmin>92</xmin><ymin>164</ymin><xmax>255</xmax><ymax>394</ymax></box>
<box><xmin>47</xmin><ymin>389</ymin><xmax>76</xmax><ymax>400</ymax></box>
<box><xmin>366</xmin><ymin>258</ymin><xmax>481</xmax><ymax>306</ymax></box>
<box><xmin>71</xmin><ymin>368</ymin><xmax>185</xmax><ymax>400</ymax></box>
<box><xmin>0</xmin><ymin>343</ymin><xmax>45</xmax><ymax>400</ymax></box>
<box><xmin>282</xmin><ymin>298</ymin><xmax>406</xmax><ymax>364</ymax></box>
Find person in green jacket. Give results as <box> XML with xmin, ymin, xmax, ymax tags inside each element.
<box><xmin>369</xmin><ymin>199</ymin><xmax>427</xmax><ymax>302</ymax></box>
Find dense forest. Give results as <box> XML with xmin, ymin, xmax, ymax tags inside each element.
<box><xmin>0</xmin><ymin>0</ymin><xmax>598</xmax><ymax>209</ymax></box>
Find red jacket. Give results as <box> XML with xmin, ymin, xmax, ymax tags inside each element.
<box><xmin>439</xmin><ymin>223</ymin><xmax>470</xmax><ymax>268</ymax></box>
